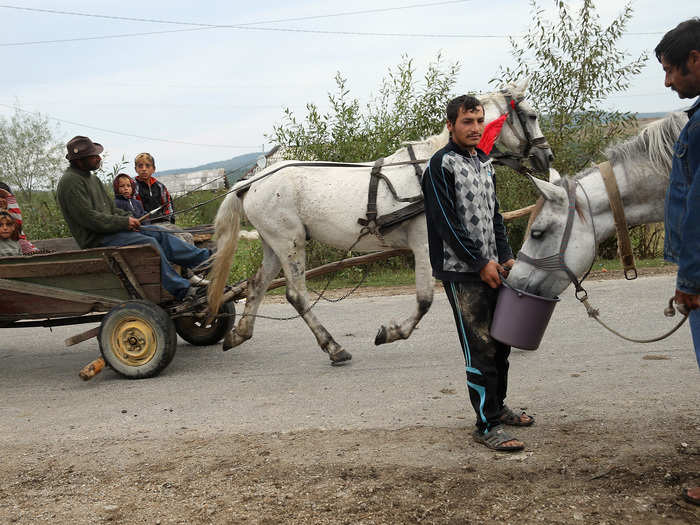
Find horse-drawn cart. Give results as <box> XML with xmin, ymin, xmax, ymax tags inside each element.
<box><xmin>0</xmin><ymin>244</ymin><xmax>236</xmax><ymax>379</ymax></box>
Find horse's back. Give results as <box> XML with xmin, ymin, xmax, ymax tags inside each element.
<box><xmin>242</xmin><ymin>164</ymin><xmax>424</xmax><ymax>250</ymax></box>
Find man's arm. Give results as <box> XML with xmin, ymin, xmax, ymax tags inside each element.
<box><xmin>676</xmin><ymin>118</ymin><xmax>700</xmax><ymax>308</ymax></box>
<box><xmin>493</xmin><ymin>194</ymin><xmax>514</xmax><ymax>264</ymax></box>
<box><xmin>422</xmin><ymin>154</ymin><xmax>489</xmax><ymax>272</ymax></box>
<box><xmin>62</xmin><ymin>183</ymin><xmax>130</xmax><ymax>234</ymax></box>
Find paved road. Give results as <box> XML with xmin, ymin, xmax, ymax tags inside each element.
<box><xmin>1</xmin><ymin>274</ymin><xmax>698</xmax><ymax>445</ymax></box>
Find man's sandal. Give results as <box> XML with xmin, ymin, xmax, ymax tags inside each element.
<box><xmin>472</xmin><ymin>426</ymin><xmax>524</xmax><ymax>452</ymax></box>
<box><xmin>499</xmin><ymin>405</ymin><xmax>535</xmax><ymax>427</ymax></box>
<box><xmin>682</xmin><ymin>488</ymin><xmax>700</xmax><ymax>506</ymax></box>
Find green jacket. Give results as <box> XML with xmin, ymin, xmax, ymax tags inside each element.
<box><xmin>56</xmin><ymin>165</ymin><xmax>130</xmax><ymax>249</ymax></box>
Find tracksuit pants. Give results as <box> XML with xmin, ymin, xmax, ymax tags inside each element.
<box><xmin>443</xmin><ymin>279</ymin><xmax>510</xmax><ymax>433</ymax></box>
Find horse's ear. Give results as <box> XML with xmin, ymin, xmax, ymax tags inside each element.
<box><xmin>528</xmin><ymin>174</ymin><xmax>566</xmax><ymax>202</ymax></box>
<box><xmin>548</xmin><ymin>168</ymin><xmax>562</xmax><ymax>185</ymax></box>
<box><xmin>513</xmin><ymin>78</ymin><xmax>530</xmax><ymax>97</ymax></box>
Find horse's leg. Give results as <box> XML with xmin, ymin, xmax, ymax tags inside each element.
<box><xmin>273</xmin><ymin>239</ymin><xmax>352</xmax><ymax>365</ymax></box>
<box><xmin>223</xmin><ymin>239</ymin><xmax>281</xmax><ymax>350</ymax></box>
<box><xmin>375</xmin><ymin>230</ymin><xmax>434</xmax><ymax>345</ymax></box>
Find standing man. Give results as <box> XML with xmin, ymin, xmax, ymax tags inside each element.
<box><xmin>655</xmin><ymin>18</ymin><xmax>700</xmax><ymax>506</ymax></box>
<box><xmin>421</xmin><ymin>95</ymin><xmax>533</xmax><ymax>452</ymax></box>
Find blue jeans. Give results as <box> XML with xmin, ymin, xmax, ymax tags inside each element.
<box><xmin>690</xmin><ymin>309</ymin><xmax>700</xmax><ymax>369</ymax></box>
<box><xmin>100</xmin><ymin>226</ymin><xmax>210</xmax><ymax>300</ymax></box>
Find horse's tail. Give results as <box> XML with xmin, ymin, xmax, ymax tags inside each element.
<box><xmin>207</xmin><ymin>192</ymin><xmax>242</xmax><ymax>315</ymax></box>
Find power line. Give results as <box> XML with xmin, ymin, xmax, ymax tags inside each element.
<box><xmin>0</xmin><ymin>103</ymin><xmax>258</xmax><ymax>149</ymax></box>
<box><xmin>0</xmin><ymin>2</ymin><xmax>665</xmax><ymax>46</ymax></box>
<box><xmin>0</xmin><ymin>27</ymin><xmax>214</xmax><ymax>47</ymax></box>
<box><xmin>0</xmin><ymin>1</ymin><xmax>473</xmax><ymax>29</ymax></box>
<box><xmin>0</xmin><ymin>27</ymin><xmax>510</xmax><ymax>47</ymax></box>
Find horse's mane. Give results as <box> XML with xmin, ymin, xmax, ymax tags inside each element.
<box><xmin>417</xmin><ymin>86</ymin><xmax>524</xmax><ymax>153</ymax></box>
<box><xmin>604</xmin><ymin>112</ymin><xmax>688</xmax><ymax>177</ymax></box>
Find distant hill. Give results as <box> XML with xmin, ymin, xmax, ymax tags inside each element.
<box><xmin>635</xmin><ymin>112</ymin><xmax>670</xmax><ymax>119</ymax></box>
<box><xmin>157</xmin><ymin>152</ymin><xmax>262</xmax><ymax>179</ymax></box>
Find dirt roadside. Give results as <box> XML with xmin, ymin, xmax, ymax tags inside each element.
<box><xmin>2</xmin><ymin>418</ymin><xmax>698</xmax><ymax>524</ymax></box>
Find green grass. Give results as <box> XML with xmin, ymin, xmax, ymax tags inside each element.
<box><xmin>225</xmin><ymin>239</ymin><xmax>673</xmax><ymax>296</ymax></box>
<box><xmin>589</xmin><ymin>257</ymin><xmax>674</xmax><ymax>272</ymax></box>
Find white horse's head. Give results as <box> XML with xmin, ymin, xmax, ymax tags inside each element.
<box><xmin>507</xmin><ymin>169</ymin><xmax>595</xmax><ymax>298</ymax></box>
<box><xmin>484</xmin><ymin>79</ymin><xmax>554</xmax><ymax>174</ymax></box>
<box><xmin>421</xmin><ymin>82</ymin><xmax>552</xmax><ymax>172</ymax></box>
<box><xmin>508</xmin><ymin>112</ymin><xmax>688</xmax><ymax>299</ymax></box>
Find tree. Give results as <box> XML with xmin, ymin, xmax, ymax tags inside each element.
<box><xmin>269</xmin><ymin>53</ymin><xmax>460</xmax><ymax>162</ymax></box>
<box><xmin>494</xmin><ymin>0</ymin><xmax>647</xmax><ymax>173</ymax></box>
<box><xmin>0</xmin><ymin>105</ymin><xmax>64</xmax><ymax>201</ymax></box>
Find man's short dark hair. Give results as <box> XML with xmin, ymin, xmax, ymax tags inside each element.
<box><xmin>655</xmin><ymin>18</ymin><xmax>700</xmax><ymax>72</ymax></box>
<box><xmin>446</xmin><ymin>95</ymin><xmax>483</xmax><ymax>125</ymax></box>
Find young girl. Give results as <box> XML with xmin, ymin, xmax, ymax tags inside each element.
<box><xmin>0</xmin><ymin>211</ymin><xmax>22</xmax><ymax>256</ymax></box>
<box><xmin>0</xmin><ymin>182</ymin><xmax>37</xmax><ymax>254</ymax></box>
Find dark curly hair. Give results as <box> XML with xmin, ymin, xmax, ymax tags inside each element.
<box><xmin>655</xmin><ymin>18</ymin><xmax>700</xmax><ymax>73</ymax></box>
<box><xmin>446</xmin><ymin>95</ymin><xmax>483</xmax><ymax>125</ymax></box>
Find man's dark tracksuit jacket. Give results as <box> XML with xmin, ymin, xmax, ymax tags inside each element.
<box><xmin>420</xmin><ymin>138</ymin><xmax>514</xmax><ymax>433</ymax></box>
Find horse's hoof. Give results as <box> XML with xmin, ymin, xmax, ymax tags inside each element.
<box><xmin>374</xmin><ymin>326</ymin><xmax>387</xmax><ymax>346</ymax></box>
<box><xmin>330</xmin><ymin>349</ymin><xmax>352</xmax><ymax>365</ymax></box>
<box><xmin>222</xmin><ymin>341</ymin><xmax>232</xmax><ymax>352</ymax></box>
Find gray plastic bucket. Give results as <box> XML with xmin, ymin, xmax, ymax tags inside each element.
<box><xmin>490</xmin><ymin>281</ymin><xmax>560</xmax><ymax>350</ymax></box>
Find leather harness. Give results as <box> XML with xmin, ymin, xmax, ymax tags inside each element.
<box><xmin>598</xmin><ymin>161</ymin><xmax>637</xmax><ymax>279</ymax></box>
<box><xmin>357</xmin><ymin>144</ymin><xmax>425</xmax><ymax>238</ymax></box>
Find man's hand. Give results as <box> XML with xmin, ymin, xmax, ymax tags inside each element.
<box><xmin>480</xmin><ymin>261</ymin><xmax>504</xmax><ymax>289</ymax></box>
<box><xmin>500</xmin><ymin>258</ymin><xmax>516</xmax><ymax>277</ymax></box>
<box><xmin>128</xmin><ymin>217</ymin><xmax>141</xmax><ymax>231</ymax></box>
<box><xmin>675</xmin><ymin>289</ymin><xmax>700</xmax><ymax>310</ymax></box>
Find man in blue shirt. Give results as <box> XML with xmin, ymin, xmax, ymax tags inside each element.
<box><xmin>655</xmin><ymin>17</ymin><xmax>700</xmax><ymax>506</ymax></box>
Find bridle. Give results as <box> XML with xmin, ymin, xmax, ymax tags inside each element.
<box><xmin>516</xmin><ymin>176</ymin><xmax>596</xmax><ymax>301</ymax></box>
<box><xmin>490</xmin><ymin>93</ymin><xmax>551</xmax><ymax>174</ymax></box>
<box><xmin>515</xmin><ymin>175</ymin><xmax>689</xmax><ymax>342</ymax></box>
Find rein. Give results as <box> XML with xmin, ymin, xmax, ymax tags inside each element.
<box><xmin>169</xmin><ymin>93</ymin><xmax>542</xmax><ymax>221</ymax></box>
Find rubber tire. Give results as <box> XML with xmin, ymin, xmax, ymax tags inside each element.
<box><xmin>99</xmin><ymin>300</ymin><xmax>177</xmax><ymax>379</ymax></box>
<box><xmin>175</xmin><ymin>301</ymin><xmax>235</xmax><ymax>346</ymax></box>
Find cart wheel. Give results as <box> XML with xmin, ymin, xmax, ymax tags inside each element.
<box><xmin>99</xmin><ymin>300</ymin><xmax>177</xmax><ymax>379</ymax></box>
<box><xmin>174</xmin><ymin>301</ymin><xmax>235</xmax><ymax>346</ymax></box>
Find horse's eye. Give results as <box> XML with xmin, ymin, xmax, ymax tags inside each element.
<box><xmin>528</xmin><ymin>115</ymin><xmax>537</xmax><ymax>121</ymax></box>
<box><xmin>531</xmin><ymin>229</ymin><xmax>544</xmax><ymax>239</ymax></box>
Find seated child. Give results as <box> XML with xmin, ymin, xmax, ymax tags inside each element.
<box><xmin>0</xmin><ymin>182</ymin><xmax>37</xmax><ymax>254</ymax></box>
<box><xmin>0</xmin><ymin>211</ymin><xmax>22</xmax><ymax>256</ymax></box>
<box><xmin>113</xmin><ymin>173</ymin><xmax>151</xmax><ymax>224</ymax></box>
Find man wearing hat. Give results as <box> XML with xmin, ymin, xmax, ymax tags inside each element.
<box><xmin>56</xmin><ymin>136</ymin><xmax>209</xmax><ymax>301</ymax></box>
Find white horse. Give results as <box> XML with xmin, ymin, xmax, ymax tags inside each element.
<box><xmin>208</xmin><ymin>82</ymin><xmax>553</xmax><ymax>364</ymax></box>
<box><xmin>507</xmin><ymin>112</ymin><xmax>688</xmax><ymax>298</ymax></box>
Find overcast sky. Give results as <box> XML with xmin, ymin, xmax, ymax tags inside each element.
<box><xmin>1</xmin><ymin>1</ymin><xmax>697</xmax><ymax>172</ymax></box>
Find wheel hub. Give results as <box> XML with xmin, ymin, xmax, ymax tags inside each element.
<box><xmin>110</xmin><ymin>318</ymin><xmax>157</xmax><ymax>366</ymax></box>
